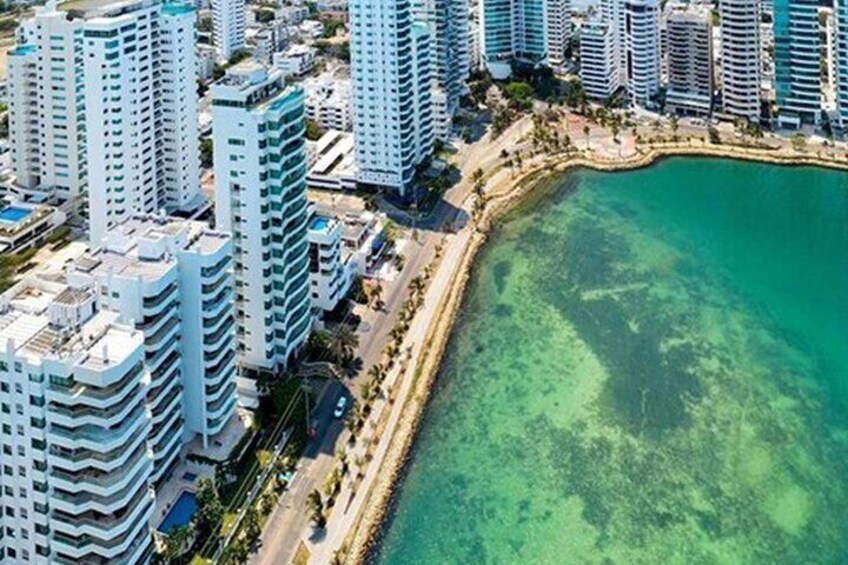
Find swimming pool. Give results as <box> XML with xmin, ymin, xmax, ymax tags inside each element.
<box><xmin>158</xmin><ymin>491</ymin><xmax>198</xmax><ymax>534</ymax></box>
<box><xmin>0</xmin><ymin>207</ymin><xmax>32</xmax><ymax>224</ymax></box>
<box><xmin>310</xmin><ymin>216</ymin><xmax>330</xmax><ymax>231</ymax></box>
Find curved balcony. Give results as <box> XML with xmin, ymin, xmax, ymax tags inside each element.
<box><xmin>53</xmin><ymin>482</ymin><xmax>150</xmax><ymax>531</ymax></box>
<box><xmin>50</xmin><ymin>442</ymin><xmax>150</xmax><ymax>495</ymax></box>
<box><xmin>51</xmin><ymin>496</ymin><xmax>153</xmax><ymax>561</ymax></box>
<box><xmin>47</xmin><ymin>362</ymin><xmax>144</xmax><ymax>408</ymax></box>
<box><xmin>48</xmin><ymin>384</ymin><xmax>146</xmax><ymax>429</ymax></box>
<box><xmin>49</xmin><ymin>405</ymin><xmax>148</xmax><ymax>453</ymax></box>
<box><xmin>50</xmin><ymin>430</ymin><xmax>149</xmax><ymax>473</ymax></box>
<box><xmin>52</xmin><ymin>464</ymin><xmax>150</xmax><ymax>515</ymax></box>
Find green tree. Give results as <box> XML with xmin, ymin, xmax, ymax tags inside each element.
<box><xmin>222</xmin><ymin>537</ymin><xmax>249</xmax><ymax>565</ymax></box>
<box><xmin>200</xmin><ymin>137</ymin><xmax>213</xmax><ymax>168</ymax></box>
<box><xmin>305</xmin><ymin>119</ymin><xmax>326</xmax><ymax>141</ymax></box>
<box><xmin>194</xmin><ymin>478</ymin><xmax>224</xmax><ymax>540</ymax></box>
<box><xmin>791</xmin><ymin>132</ymin><xmax>808</xmax><ymax>152</ymax></box>
<box><xmin>503</xmin><ymin>81</ymin><xmax>534</xmax><ymax>111</ymax></box>
<box><xmin>243</xmin><ymin>506</ymin><xmax>261</xmax><ymax>548</ymax></box>
<box><xmin>306</xmin><ymin>489</ymin><xmax>325</xmax><ymax>527</ymax></box>
<box><xmin>563</xmin><ymin>78</ymin><xmax>586</xmax><ymax>108</ymax></box>
<box><xmin>162</xmin><ymin>524</ymin><xmax>193</xmax><ymax>562</ymax></box>
<box><xmin>329</xmin><ymin>324</ymin><xmax>359</xmax><ymax>364</ymax></box>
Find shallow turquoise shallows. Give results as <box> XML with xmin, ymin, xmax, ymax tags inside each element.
<box><xmin>374</xmin><ymin>158</ymin><xmax>848</xmax><ymax>564</ymax></box>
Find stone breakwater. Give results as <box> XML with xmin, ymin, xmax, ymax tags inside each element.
<box><xmin>340</xmin><ymin>143</ymin><xmax>848</xmax><ymax>565</ymax></box>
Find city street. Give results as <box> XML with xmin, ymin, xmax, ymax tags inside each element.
<box><xmin>250</xmin><ymin>115</ymin><xmax>533</xmax><ymax>564</ymax></box>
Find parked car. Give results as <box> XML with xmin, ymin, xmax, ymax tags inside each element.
<box><xmin>334</xmin><ymin>396</ymin><xmax>348</xmax><ymax>418</ymax></box>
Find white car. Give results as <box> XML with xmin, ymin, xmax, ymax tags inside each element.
<box><xmin>334</xmin><ymin>396</ymin><xmax>348</xmax><ymax>419</ymax></box>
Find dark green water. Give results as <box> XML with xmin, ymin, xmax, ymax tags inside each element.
<box><xmin>375</xmin><ymin>158</ymin><xmax>848</xmax><ymax>564</ymax></box>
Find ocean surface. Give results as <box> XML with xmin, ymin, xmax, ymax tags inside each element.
<box><xmin>374</xmin><ymin>158</ymin><xmax>848</xmax><ymax>564</ymax></box>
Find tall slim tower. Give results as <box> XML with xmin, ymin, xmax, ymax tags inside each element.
<box><xmin>774</xmin><ymin>0</ymin><xmax>821</xmax><ymax>126</ymax></box>
<box><xmin>665</xmin><ymin>5</ymin><xmax>713</xmax><ymax>116</ymax></box>
<box><xmin>212</xmin><ymin>0</ymin><xmax>246</xmax><ymax>60</ymax></box>
<box><xmin>7</xmin><ymin>10</ymin><xmax>86</xmax><ymax>212</ymax></box>
<box><xmin>546</xmin><ymin>0</ymin><xmax>571</xmax><ymax>68</ymax></box>
<box><xmin>580</xmin><ymin>20</ymin><xmax>620</xmax><ymax>101</ymax></box>
<box><xmin>719</xmin><ymin>0</ymin><xmax>762</xmax><ymax>121</ymax></box>
<box><xmin>8</xmin><ymin>0</ymin><xmax>202</xmax><ymax>246</ymax></box>
<box><xmin>601</xmin><ymin>0</ymin><xmax>661</xmax><ymax>107</ymax></box>
<box><xmin>837</xmin><ymin>0</ymin><xmax>848</xmax><ymax>128</ymax></box>
<box><xmin>211</xmin><ymin>62</ymin><xmax>312</xmax><ymax>401</ymax></box>
<box><xmin>350</xmin><ymin>0</ymin><xmax>434</xmax><ymax>195</ymax></box>
<box><xmin>416</xmin><ymin>0</ymin><xmax>470</xmax><ymax>141</ymax></box>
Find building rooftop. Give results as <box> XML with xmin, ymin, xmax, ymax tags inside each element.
<box><xmin>0</xmin><ymin>275</ymin><xmax>140</xmax><ymax>369</ymax></box>
<box><xmin>58</xmin><ymin>0</ymin><xmax>157</xmax><ymax>17</ymax></box>
<box><xmin>73</xmin><ymin>215</ymin><xmax>230</xmax><ymax>282</ymax></box>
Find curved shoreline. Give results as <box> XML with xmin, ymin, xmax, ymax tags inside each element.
<box><xmin>341</xmin><ymin>144</ymin><xmax>848</xmax><ymax>564</ymax></box>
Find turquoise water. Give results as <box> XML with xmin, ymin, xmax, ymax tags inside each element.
<box><xmin>375</xmin><ymin>158</ymin><xmax>848</xmax><ymax>564</ymax></box>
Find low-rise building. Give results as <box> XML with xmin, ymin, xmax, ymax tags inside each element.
<box><xmin>251</xmin><ymin>22</ymin><xmax>289</xmax><ymax>65</ymax></box>
<box><xmin>274</xmin><ymin>44</ymin><xmax>318</xmax><ymax>77</ymax></box>
<box><xmin>304</xmin><ymin>72</ymin><xmax>353</xmax><ymax>131</ymax></box>
<box><xmin>307</xmin><ymin>212</ymin><xmax>353</xmax><ymax>313</ymax></box>
<box><xmin>306</xmin><ymin>131</ymin><xmax>359</xmax><ymax>191</ymax></box>
<box><xmin>340</xmin><ymin>211</ymin><xmax>387</xmax><ymax>276</ymax></box>
<box><xmin>0</xmin><ymin>200</ymin><xmax>66</xmax><ymax>255</ymax></box>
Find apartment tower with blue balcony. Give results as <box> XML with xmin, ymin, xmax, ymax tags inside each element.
<box><xmin>774</xmin><ymin>0</ymin><xmax>822</xmax><ymax>126</ymax></box>
<box><xmin>212</xmin><ymin>62</ymin><xmax>313</xmax><ymax>404</ymax></box>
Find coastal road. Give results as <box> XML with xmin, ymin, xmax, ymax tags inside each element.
<box><xmin>250</xmin><ymin>378</ymin><xmax>346</xmax><ymax>565</ymax></box>
<box><xmin>250</xmin><ymin>115</ymin><xmax>534</xmax><ymax>565</ymax></box>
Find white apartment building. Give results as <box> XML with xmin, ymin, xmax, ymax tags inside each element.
<box><xmin>602</xmin><ymin>0</ymin><xmax>661</xmax><ymax>107</ymax></box>
<box><xmin>546</xmin><ymin>0</ymin><xmax>571</xmax><ymax>68</ymax></box>
<box><xmin>0</xmin><ymin>277</ymin><xmax>155</xmax><ymax>564</ymax></box>
<box><xmin>158</xmin><ymin>3</ymin><xmax>203</xmax><ymax>212</ymax></box>
<box><xmin>837</xmin><ymin>0</ymin><xmax>848</xmax><ymax>128</ymax></box>
<box><xmin>67</xmin><ymin>216</ymin><xmax>238</xmax><ymax>463</ymax></box>
<box><xmin>580</xmin><ymin>20</ymin><xmax>620</xmax><ymax>101</ymax></box>
<box><xmin>304</xmin><ymin>72</ymin><xmax>353</xmax><ymax>132</ymax></box>
<box><xmin>273</xmin><ymin>44</ymin><xmax>317</xmax><ymax>77</ymax></box>
<box><xmin>719</xmin><ymin>0</ymin><xmax>762</xmax><ymax>121</ymax></box>
<box><xmin>307</xmin><ymin>213</ymin><xmax>353</xmax><ymax>313</ymax></box>
<box><xmin>211</xmin><ymin>62</ymin><xmax>312</xmax><ymax>398</ymax></box>
<box><xmin>252</xmin><ymin>22</ymin><xmax>288</xmax><ymax>66</ymax></box>
<box><xmin>0</xmin><ymin>214</ymin><xmax>238</xmax><ymax>563</ymax></box>
<box><xmin>9</xmin><ymin>0</ymin><xmax>203</xmax><ymax>246</ymax></box>
<box><xmin>665</xmin><ymin>5</ymin><xmax>713</xmax><ymax>116</ymax></box>
<box><xmin>212</xmin><ymin>0</ymin><xmax>246</xmax><ymax>60</ymax></box>
<box><xmin>7</xmin><ymin>27</ymin><xmax>86</xmax><ymax>212</ymax></box>
<box><xmin>350</xmin><ymin>0</ymin><xmax>434</xmax><ymax>195</ymax></box>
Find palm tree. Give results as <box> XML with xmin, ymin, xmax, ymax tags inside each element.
<box><xmin>329</xmin><ymin>324</ymin><xmax>359</xmax><ymax>365</ymax></box>
<box><xmin>244</xmin><ymin>506</ymin><xmax>261</xmax><ymax>548</ymax></box>
<box><xmin>306</xmin><ymin>490</ymin><xmax>325</xmax><ymax>527</ymax></box>
<box><xmin>359</xmin><ymin>379</ymin><xmax>377</xmax><ymax>404</ymax></box>
<box><xmin>162</xmin><ymin>524</ymin><xmax>193</xmax><ymax>563</ymax></box>
<box><xmin>368</xmin><ymin>363</ymin><xmax>386</xmax><ymax>384</ymax></box>
<box><xmin>260</xmin><ymin>491</ymin><xmax>277</xmax><ymax>515</ymax></box>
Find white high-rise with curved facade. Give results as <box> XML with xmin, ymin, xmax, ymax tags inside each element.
<box><xmin>212</xmin><ymin>62</ymin><xmax>312</xmax><ymax>402</ymax></box>
<box><xmin>0</xmin><ymin>278</ymin><xmax>155</xmax><ymax>564</ymax></box>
